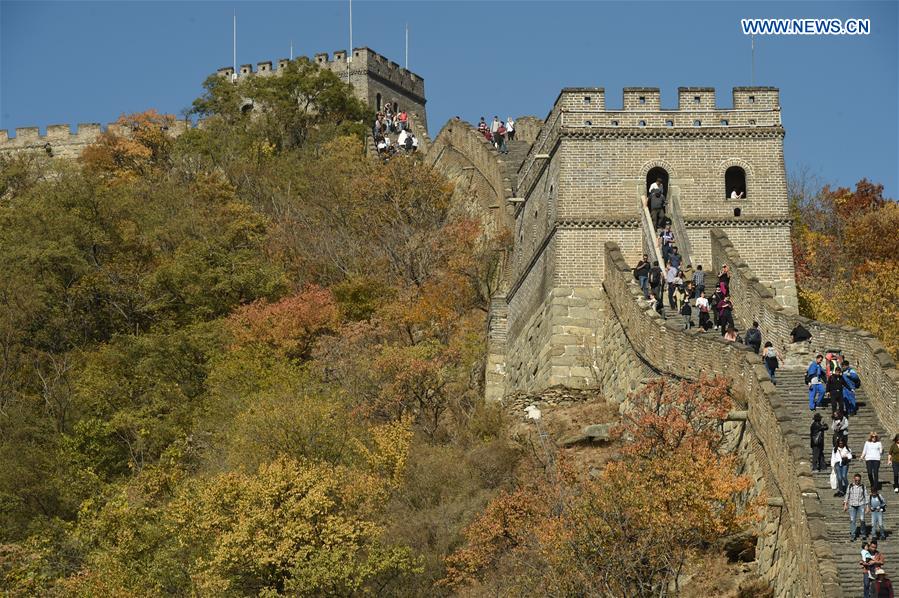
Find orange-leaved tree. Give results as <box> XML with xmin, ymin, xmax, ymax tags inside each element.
<box><xmin>81</xmin><ymin>110</ymin><xmax>175</xmax><ymax>179</ymax></box>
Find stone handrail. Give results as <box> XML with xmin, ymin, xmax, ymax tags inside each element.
<box><xmin>710</xmin><ymin>229</ymin><xmax>899</xmax><ymax>429</ymax></box>
<box><xmin>603</xmin><ymin>239</ymin><xmax>838</xmax><ymax>597</ymax></box>
<box><xmin>638</xmin><ymin>194</ymin><xmax>665</xmax><ymax>268</ymax></box>
<box><xmin>667</xmin><ymin>185</ymin><xmax>694</xmax><ymax>269</ymax></box>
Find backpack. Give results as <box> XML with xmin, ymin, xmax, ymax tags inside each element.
<box><xmin>404</xmin><ymin>136</ymin><xmax>414</xmax><ymax>150</ymax></box>
<box><xmin>812</xmin><ymin>428</ymin><xmax>824</xmax><ymax>447</ymax></box>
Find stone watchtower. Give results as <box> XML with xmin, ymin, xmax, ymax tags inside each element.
<box><xmin>217</xmin><ymin>47</ymin><xmax>428</xmax><ymax>137</ymax></box>
<box><xmin>493</xmin><ymin>86</ymin><xmax>796</xmax><ymax>395</ymax></box>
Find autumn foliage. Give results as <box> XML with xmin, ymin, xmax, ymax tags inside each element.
<box><xmin>442</xmin><ymin>377</ymin><xmax>756</xmax><ymax>597</ymax></box>
<box><xmin>791</xmin><ymin>178</ymin><xmax>899</xmax><ymax>357</ymax></box>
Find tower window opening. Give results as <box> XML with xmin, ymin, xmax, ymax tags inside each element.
<box><xmin>638</xmin><ymin>120</ymin><xmax>646</xmax><ymax>127</ymax></box>
<box><xmin>376</xmin><ymin>93</ymin><xmax>382</xmax><ymax>111</ymax></box>
<box><xmin>749</xmin><ymin>95</ymin><xmax>756</xmax><ymax>103</ymax></box>
<box><xmin>665</xmin><ymin>119</ymin><xmax>674</xmax><ymax>127</ymax></box>
<box><xmin>720</xmin><ymin>119</ymin><xmax>729</xmax><ymax>126</ymax></box>
<box><xmin>639</xmin><ymin>96</ymin><xmax>646</xmax><ymax>104</ymax></box>
<box><xmin>611</xmin><ymin>120</ymin><xmax>619</xmax><ymax>126</ymax></box>
<box><xmin>584</xmin><ymin>96</ymin><xmax>591</xmax><ymax>104</ymax></box>
<box><xmin>693</xmin><ymin>96</ymin><xmax>701</xmax><ymax>103</ymax></box>
<box><xmin>725</xmin><ymin>165</ymin><xmax>747</xmax><ymax>199</ymax></box>
<box><xmin>693</xmin><ymin>120</ymin><xmax>701</xmax><ymax>127</ymax></box>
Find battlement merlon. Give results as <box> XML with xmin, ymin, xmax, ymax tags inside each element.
<box><xmin>551</xmin><ymin>86</ymin><xmax>780</xmax><ymax>113</ymax></box>
<box><xmin>217</xmin><ymin>47</ymin><xmax>426</xmax><ymax>99</ymax></box>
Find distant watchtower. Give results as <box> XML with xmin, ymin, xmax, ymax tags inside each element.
<box><xmin>217</xmin><ymin>47</ymin><xmax>428</xmax><ymax>136</ymax></box>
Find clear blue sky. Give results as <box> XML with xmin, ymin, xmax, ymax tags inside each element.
<box><xmin>2</xmin><ymin>1</ymin><xmax>897</xmax><ymax>197</ymax></box>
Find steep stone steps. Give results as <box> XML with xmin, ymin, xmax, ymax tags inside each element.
<box><xmin>775</xmin><ymin>368</ymin><xmax>899</xmax><ymax>592</ymax></box>
<box><xmin>496</xmin><ymin>139</ymin><xmax>530</xmax><ymax>191</ymax></box>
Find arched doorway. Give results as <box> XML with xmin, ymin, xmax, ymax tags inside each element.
<box><xmin>376</xmin><ymin>93</ymin><xmax>382</xmax><ymax>111</ymax></box>
<box><xmin>725</xmin><ymin>166</ymin><xmax>747</xmax><ymax>199</ymax></box>
<box><xmin>646</xmin><ymin>167</ymin><xmax>669</xmax><ymax>196</ymax></box>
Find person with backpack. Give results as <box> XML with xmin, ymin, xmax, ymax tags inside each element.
<box><xmin>863</xmin><ymin>432</ymin><xmax>884</xmax><ymax>491</ymax></box>
<box><xmin>811</xmin><ymin>413</ymin><xmax>829</xmax><ymax>472</ymax></box>
<box><xmin>807</xmin><ymin>354</ymin><xmax>826</xmax><ymax>410</ymax></box>
<box><xmin>505</xmin><ymin>116</ymin><xmax>515</xmax><ymax>141</ymax></box>
<box><xmin>762</xmin><ymin>341</ymin><xmax>781</xmax><ymax>384</ymax></box>
<box><xmin>843</xmin><ymin>359</ymin><xmax>862</xmax><ymax>415</ymax></box>
<box><xmin>659</xmin><ymin>225</ymin><xmax>674</xmax><ymax>264</ymax></box>
<box><xmin>833</xmin><ymin>409</ymin><xmax>850</xmax><ymax>449</ymax></box>
<box><xmin>869</xmin><ymin>486</ymin><xmax>887</xmax><ymax>540</ymax></box>
<box><xmin>669</xmin><ymin>246</ymin><xmax>682</xmax><ymax>271</ymax></box>
<box><xmin>844</xmin><ymin>473</ymin><xmax>869</xmax><ymax>541</ymax></box>
<box><xmin>634</xmin><ymin>254</ymin><xmax>651</xmax><ymax>299</ymax></box>
<box><xmin>744</xmin><ymin>321</ymin><xmax>762</xmax><ymax>354</ymax></box>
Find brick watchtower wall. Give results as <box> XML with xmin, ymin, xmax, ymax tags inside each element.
<box><xmin>499</xmin><ymin>86</ymin><xmax>796</xmax><ymax>395</ymax></box>
<box><xmin>217</xmin><ymin>47</ymin><xmax>428</xmax><ymax>137</ymax></box>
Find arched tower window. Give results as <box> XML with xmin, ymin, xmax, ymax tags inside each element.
<box><xmin>646</xmin><ymin>167</ymin><xmax>669</xmax><ymax>196</ymax></box>
<box><xmin>376</xmin><ymin>93</ymin><xmax>382</xmax><ymax>111</ymax></box>
<box><xmin>725</xmin><ymin>166</ymin><xmax>747</xmax><ymax>199</ymax></box>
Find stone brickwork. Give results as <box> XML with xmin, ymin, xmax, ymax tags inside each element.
<box><xmin>603</xmin><ymin>240</ymin><xmax>838</xmax><ymax>597</ymax></box>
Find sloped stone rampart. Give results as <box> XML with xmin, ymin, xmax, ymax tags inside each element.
<box><xmin>604</xmin><ymin>240</ymin><xmax>838</xmax><ymax>597</ymax></box>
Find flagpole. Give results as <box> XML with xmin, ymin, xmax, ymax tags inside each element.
<box><xmin>232</xmin><ymin>12</ymin><xmax>237</xmax><ymax>81</ymax></box>
<box><xmin>405</xmin><ymin>23</ymin><xmax>408</xmax><ymax>69</ymax></box>
<box><xmin>751</xmin><ymin>33</ymin><xmax>755</xmax><ymax>85</ymax></box>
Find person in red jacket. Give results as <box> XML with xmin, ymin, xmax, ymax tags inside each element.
<box><xmin>875</xmin><ymin>569</ymin><xmax>894</xmax><ymax>598</ymax></box>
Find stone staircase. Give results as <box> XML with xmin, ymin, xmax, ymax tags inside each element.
<box><xmin>497</xmin><ymin>139</ymin><xmax>531</xmax><ymax>190</ymax></box>
<box><xmin>629</xmin><ymin>275</ymin><xmax>897</xmax><ymax>594</ymax></box>
<box><xmin>776</xmin><ymin>368</ymin><xmax>898</xmax><ymax>593</ymax></box>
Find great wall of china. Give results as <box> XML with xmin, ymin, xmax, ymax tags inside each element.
<box><xmin>3</xmin><ymin>47</ymin><xmax>898</xmax><ymax>597</ymax></box>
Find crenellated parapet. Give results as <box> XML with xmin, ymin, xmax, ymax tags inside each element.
<box><xmin>0</xmin><ymin>120</ymin><xmax>198</xmax><ymax>159</ymax></box>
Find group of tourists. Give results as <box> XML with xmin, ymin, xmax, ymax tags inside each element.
<box><xmin>477</xmin><ymin>116</ymin><xmax>515</xmax><ymax>154</ymax></box>
<box><xmin>373</xmin><ymin>106</ymin><xmax>419</xmax><ymax>158</ymax></box>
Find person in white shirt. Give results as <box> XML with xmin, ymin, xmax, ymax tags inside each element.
<box><xmin>506</xmin><ymin>117</ymin><xmax>515</xmax><ymax>140</ymax></box>
<box><xmin>862</xmin><ymin>432</ymin><xmax>884</xmax><ymax>490</ymax></box>
<box><xmin>730</xmin><ymin>189</ymin><xmax>745</xmax><ymax>199</ymax></box>
<box><xmin>649</xmin><ymin>177</ymin><xmax>664</xmax><ymax>193</ymax></box>
<box><xmin>832</xmin><ymin>438</ymin><xmax>852</xmax><ymax>496</ymax></box>
<box><xmin>695</xmin><ymin>292</ymin><xmax>711</xmax><ymax>330</ymax></box>
<box><xmin>397</xmin><ymin>129</ymin><xmax>408</xmax><ymax>149</ymax></box>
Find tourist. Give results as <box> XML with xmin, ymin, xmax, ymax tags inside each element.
<box><xmin>762</xmin><ymin>341</ymin><xmax>781</xmax><ymax>385</ymax></box>
<box><xmin>506</xmin><ymin>116</ymin><xmax>515</xmax><ymax>140</ymax></box>
<box><xmin>724</xmin><ymin>325</ymin><xmax>738</xmax><ymax>342</ymax></box>
<box><xmin>397</xmin><ymin>110</ymin><xmax>408</xmax><ymax>131</ymax></box>
<box><xmin>744</xmin><ymin>321</ymin><xmax>762</xmax><ymax>354</ymax></box>
<box><xmin>861</xmin><ymin>542</ymin><xmax>874</xmax><ymax>598</ymax></box>
<box><xmin>717</xmin><ymin>296</ymin><xmax>735</xmax><ymax>336</ymax></box>
<box><xmin>649</xmin><ymin>176</ymin><xmax>664</xmax><ymax>194</ymax></box>
<box><xmin>833</xmin><ymin>410</ymin><xmax>850</xmax><ymax>448</ymax></box>
<box><xmin>869</xmin><ymin>486</ymin><xmax>887</xmax><ymax>541</ymax></box>
<box><xmin>634</xmin><ymin>255</ymin><xmax>651</xmax><ymax>299</ymax></box>
<box><xmin>680</xmin><ymin>294</ymin><xmax>692</xmax><ymax>330</ymax></box>
<box><xmin>718</xmin><ymin>264</ymin><xmax>731</xmax><ymax>290</ymax></box>
<box><xmin>495</xmin><ymin>120</ymin><xmax>508</xmax><ymax>154</ymax></box>
<box><xmin>807</xmin><ymin>354</ymin><xmax>826</xmax><ymax>410</ymax></box>
<box><xmin>666</xmin><ymin>263</ymin><xmax>678</xmax><ymax>310</ymax></box>
<box><xmin>730</xmin><ymin>188</ymin><xmax>745</xmax><ymax>199</ymax></box>
<box><xmin>669</xmin><ymin>246</ymin><xmax>682</xmax><ymax>271</ymax></box>
<box><xmin>874</xmin><ymin>568</ymin><xmax>894</xmax><ymax>598</ymax></box>
<box><xmin>696</xmin><ymin>292</ymin><xmax>712</xmax><ymax>331</ymax></box>
<box><xmin>692</xmin><ymin>264</ymin><xmax>705</xmax><ymax>298</ymax></box>
<box><xmin>659</xmin><ymin>225</ymin><xmax>674</xmax><ymax>262</ymax></box>
<box><xmin>811</xmin><ymin>413</ymin><xmax>828</xmax><ymax>472</ymax></box>
<box><xmin>397</xmin><ymin>128</ymin><xmax>409</xmax><ymax>150</ymax></box>
<box><xmin>673</xmin><ymin>270</ymin><xmax>687</xmax><ymax>309</ymax></box>
<box><xmin>864</xmin><ymin>542</ymin><xmax>886</xmax><ymax>597</ymax></box>
<box><xmin>843</xmin><ymin>359</ymin><xmax>862</xmax><ymax>416</ymax></box>
<box><xmin>833</xmin><ymin>437</ymin><xmax>852</xmax><ymax>496</ymax></box>
<box><xmin>648</xmin><ymin>188</ymin><xmax>667</xmax><ymax>231</ymax></box>
<box><xmin>709</xmin><ymin>290</ymin><xmax>722</xmax><ymax>330</ymax></box>
<box><xmin>828</xmin><ymin>367</ymin><xmax>847</xmax><ymax>416</ymax></box>
<box><xmin>889</xmin><ymin>434</ymin><xmax>899</xmax><ymax>494</ymax></box>
<box><xmin>490</xmin><ymin>116</ymin><xmax>501</xmax><ymax>144</ymax></box>
<box><xmin>863</xmin><ymin>432</ymin><xmax>884</xmax><ymax>491</ymax></box>
<box><xmin>844</xmin><ymin>473</ymin><xmax>868</xmax><ymax>541</ymax></box>
<box><xmin>791</xmin><ymin>322</ymin><xmax>813</xmax><ymax>343</ymax></box>
<box><xmin>648</xmin><ymin>261</ymin><xmax>663</xmax><ymax>307</ymax></box>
